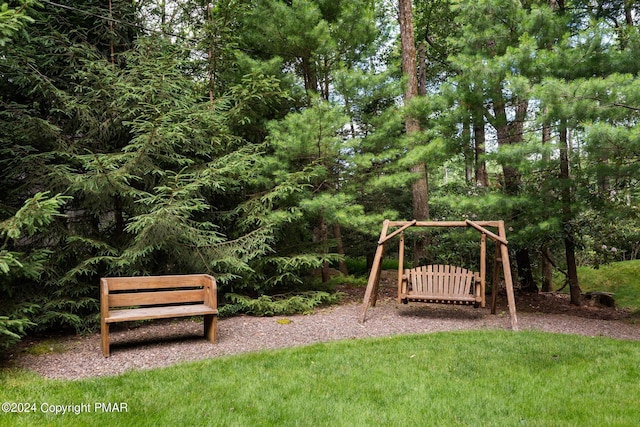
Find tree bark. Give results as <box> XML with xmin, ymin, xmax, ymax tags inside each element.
<box><xmin>624</xmin><ymin>0</ymin><xmax>634</xmax><ymax>26</ymax></box>
<box><xmin>314</xmin><ymin>216</ymin><xmax>330</xmax><ymax>283</ymax></box>
<box><xmin>514</xmin><ymin>249</ymin><xmax>535</xmax><ymax>292</ymax></box>
<box><xmin>301</xmin><ymin>55</ymin><xmax>318</xmax><ymax>96</ymax></box>
<box><xmin>418</xmin><ymin>41</ymin><xmax>427</xmax><ymax>97</ymax></box>
<box><xmin>540</xmin><ymin>112</ymin><xmax>553</xmax><ymax>293</ymax></box>
<box><xmin>399</xmin><ymin>0</ymin><xmax>429</xmax><ymax>264</ymax></box>
<box><xmin>559</xmin><ymin>122</ymin><xmax>581</xmax><ymax>304</ymax></box>
<box><xmin>462</xmin><ymin>113</ymin><xmax>473</xmax><ymax>183</ymax></box>
<box><xmin>399</xmin><ymin>0</ymin><xmax>429</xmax><ymax>263</ymax></box>
<box><xmin>399</xmin><ymin>0</ymin><xmax>418</xmax><ymax>105</ymax></box>
<box><xmin>550</xmin><ymin>0</ymin><xmax>579</xmax><ymax>302</ymax></box>
<box><xmin>491</xmin><ymin>91</ymin><xmax>537</xmax><ymax>292</ymax></box>
<box><xmin>108</xmin><ymin>0</ymin><xmax>115</xmax><ymax>65</ymax></box>
<box><xmin>541</xmin><ymin>245</ymin><xmax>554</xmax><ymax>292</ymax></box>
<box><xmin>333</xmin><ymin>222</ymin><xmax>349</xmax><ymax>275</ymax></box>
<box><xmin>473</xmin><ymin>106</ymin><xmax>488</xmax><ymax>187</ymax></box>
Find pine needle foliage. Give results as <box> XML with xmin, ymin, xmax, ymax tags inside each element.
<box><xmin>0</xmin><ymin>6</ymin><xmax>322</xmax><ymax>343</ymax></box>
<box><xmin>0</xmin><ymin>192</ymin><xmax>69</xmax><ymax>350</ymax></box>
<box><xmin>220</xmin><ymin>291</ymin><xmax>341</xmax><ymax>317</ymax></box>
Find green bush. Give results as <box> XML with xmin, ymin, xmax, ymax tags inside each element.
<box><xmin>344</xmin><ymin>257</ymin><xmax>406</xmax><ymax>276</ymax></box>
<box><xmin>0</xmin><ymin>193</ymin><xmax>69</xmax><ymax>353</ymax></box>
<box><xmin>0</xmin><ymin>316</ymin><xmax>33</xmax><ymax>351</ymax></box>
<box><xmin>220</xmin><ymin>291</ymin><xmax>342</xmax><ymax>317</ymax></box>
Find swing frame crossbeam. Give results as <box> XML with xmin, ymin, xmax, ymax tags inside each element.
<box><xmin>360</xmin><ymin>219</ymin><xmax>518</xmax><ymax>330</ymax></box>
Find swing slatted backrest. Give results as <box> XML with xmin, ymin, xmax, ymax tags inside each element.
<box><xmin>401</xmin><ymin>264</ymin><xmax>480</xmax><ymax>305</ymax></box>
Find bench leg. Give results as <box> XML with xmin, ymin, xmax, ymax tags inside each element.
<box><xmin>204</xmin><ymin>314</ymin><xmax>218</xmax><ymax>344</ymax></box>
<box><xmin>101</xmin><ymin>320</ymin><xmax>110</xmax><ymax>357</ymax></box>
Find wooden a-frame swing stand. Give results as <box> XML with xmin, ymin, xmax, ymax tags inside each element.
<box><xmin>361</xmin><ymin>219</ymin><xmax>519</xmax><ymax>330</ymax></box>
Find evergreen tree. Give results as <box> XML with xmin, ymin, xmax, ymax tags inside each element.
<box><xmin>1</xmin><ymin>0</ymin><xmax>300</xmax><ymax>337</ymax></box>
<box><xmin>0</xmin><ymin>192</ymin><xmax>69</xmax><ymax>351</ymax></box>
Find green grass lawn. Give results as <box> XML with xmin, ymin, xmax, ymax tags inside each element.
<box><xmin>576</xmin><ymin>260</ymin><xmax>640</xmax><ymax>312</ymax></box>
<box><xmin>1</xmin><ymin>330</ymin><xmax>639</xmax><ymax>427</ymax></box>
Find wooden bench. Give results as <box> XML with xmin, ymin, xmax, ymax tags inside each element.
<box><xmin>399</xmin><ymin>264</ymin><xmax>483</xmax><ymax>306</ymax></box>
<box><xmin>100</xmin><ymin>274</ymin><xmax>218</xmax><ymax>357</ymax></box>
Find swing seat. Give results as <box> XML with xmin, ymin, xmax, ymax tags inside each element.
<box><xmin>400</xmin><ymin>264</ymin><xmax>482</xmax><ymax>306</ymax></box>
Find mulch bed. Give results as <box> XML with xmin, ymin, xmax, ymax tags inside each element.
<box><xmin>2</xmin><ymin>277</ymin><xmax>638</xmax><ymax>380</ymax></box>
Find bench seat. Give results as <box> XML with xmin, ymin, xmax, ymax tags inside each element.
<box><xmin>104</xmin><ymin>304</ymin><xmax>217</xmax><ymax>323</ymax></box>
<box><xmin>403</xmin><ymin>294</ymin><xmax>478</xmax><ymax>303</ymax></box>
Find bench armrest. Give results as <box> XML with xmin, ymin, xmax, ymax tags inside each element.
<box><xmin>203</xmin><ymin>274</ymin><xmax>217</xmax><ymax>310</ymax></box>
<box><xmin>100</xmin><ymin>278</ymin><xmax>110</xmax><ymax>318</ymax></box>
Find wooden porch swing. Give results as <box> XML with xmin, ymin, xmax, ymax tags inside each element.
<box><xmin>360</xmin><ymin>219</ymin><xmax>519</xmax><ymax>330</ymax></box>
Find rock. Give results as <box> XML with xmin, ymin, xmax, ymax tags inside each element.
<box><xmin>584</xmin><ymin>291</ymin><xmax>616</xmax><ymax>308</ymax></box>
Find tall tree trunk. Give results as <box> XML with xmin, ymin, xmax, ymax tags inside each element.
<box><xmin>322</xmin><ymin>57</ymin><xmax>330</xmax><ymax>101</ymax></box>
<box><xmin>463</xmin><ymin>113</ymin><xmax>473</xmax><ymax>183</ymax></box>
<box><xmin>399</xmin><ymin>0</ymin><xmax>418</xmax><ymax>102</ymax></box>
<box><xmin>624</xmin><ymin>0</ymin><xmax>634</xmax><ymax>26</ymax></box>
<box><xmin>301</xmin><ymin>55</ymin><xmax>318</xmax><ymax>96</ymax></box>
<box><xmin>597</xmin><ymin>155</ymin><xmax>610</xmax><ymax>194</ymax></box>
<box><xmin>540</xmin><ymin>113</ymin><xmax>553</xmax><ymax>292</ymax></box>
<box><xmin>492</xmin><ymin>92</ymin><xmax>537</xmax><ymax>292</ymax></box>
<box><xmin>411</xmin><ymin>164</ymin><xmax>429</xmax><ymax>220</ymax></box>
<box><xmin>333</xmin><ymin>222</ymin><xmax>348</xmax><ymax>275</ymax></box>
<box><xmin>418</xmin><ymin>41</ymin><xmax>427</xmax><ymax>96</ymax></box>
<box><xmin>206</xmin><ymin>2</ymin><xmax>215</xmax><ymax>103</ymax></box>
<box><xmin>345</xmin><ymin>94</ymin><xmax>357</xmax><ymax>139</ymax></box>
<box><xmin>472</xmin><ymin>106</ymin><xmax>489</xmax><ymax>187</ymax></box>
<box><xmin>559</xmin><ymin>121</ymin><xmax>581</xmax><ymax>304</ymax></box>
<box><xmin>399</xmin><ymin>0</ymin><xmax>429</xmax><ymax>209</ymax></box>
<box><xmin>314</xmin><ymin>216</ymin><xmax>330</xmax><ymax>283</ymax></box>
<box><xmin>399</xmin><ymin>0</ymin><xmax>429</xmax><ymax>263</ymax></box>
<box><xmin>515</xmin><ymin>250</ymin><xmax>536</xmax><ymax>292</ymax></box>
<box><xmin>541</xmin><ymin>245</ymin><xmax>554</xmax><ymax>292</ymax></box>
<box><xmin>108</xmin><ymin>0</ymin><xmax>115</xmax><ymax>65</ymax></box>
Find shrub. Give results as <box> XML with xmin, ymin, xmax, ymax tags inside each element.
<box><xmin>219</xmin><ymin>291</ymin><xmax>342</xmax><ymax>317</ymax></box>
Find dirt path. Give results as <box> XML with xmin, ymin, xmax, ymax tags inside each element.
<box><xmin>5</xmin><ymin>290</ymin><xmax>639</xmax><ymax>380</ymax></box>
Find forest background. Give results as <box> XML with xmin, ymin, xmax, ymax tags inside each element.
<box><xmin>1</xmin><ymin>0</ymin><xmax>639</xmax><ymax>351</ymax></box>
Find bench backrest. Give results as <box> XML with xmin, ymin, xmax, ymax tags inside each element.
<box><xmin>405</xmin><ymin>265</ymin><xmax>475</xmax><ymax>297</ymax></box>
<box><xmin>101</xmin><ymin>274</ymin><xmax>217</xmax><ymax>310</ymax></box>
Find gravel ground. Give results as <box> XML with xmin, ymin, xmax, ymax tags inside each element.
<box><xmin>6</xmin><ymin>296</ymin><xmax>640</xmax><ymax>381</ymax></box>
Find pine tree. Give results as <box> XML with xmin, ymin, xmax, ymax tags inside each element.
<box><xmin>0</xmin><ymin>1</ymin><xmax>296</xmax><ymax>336</ymax></box>
<box><xmin>0</xmin><ymin>192</ymin><xmax>69</xmax><ymax>351</ymax></box>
